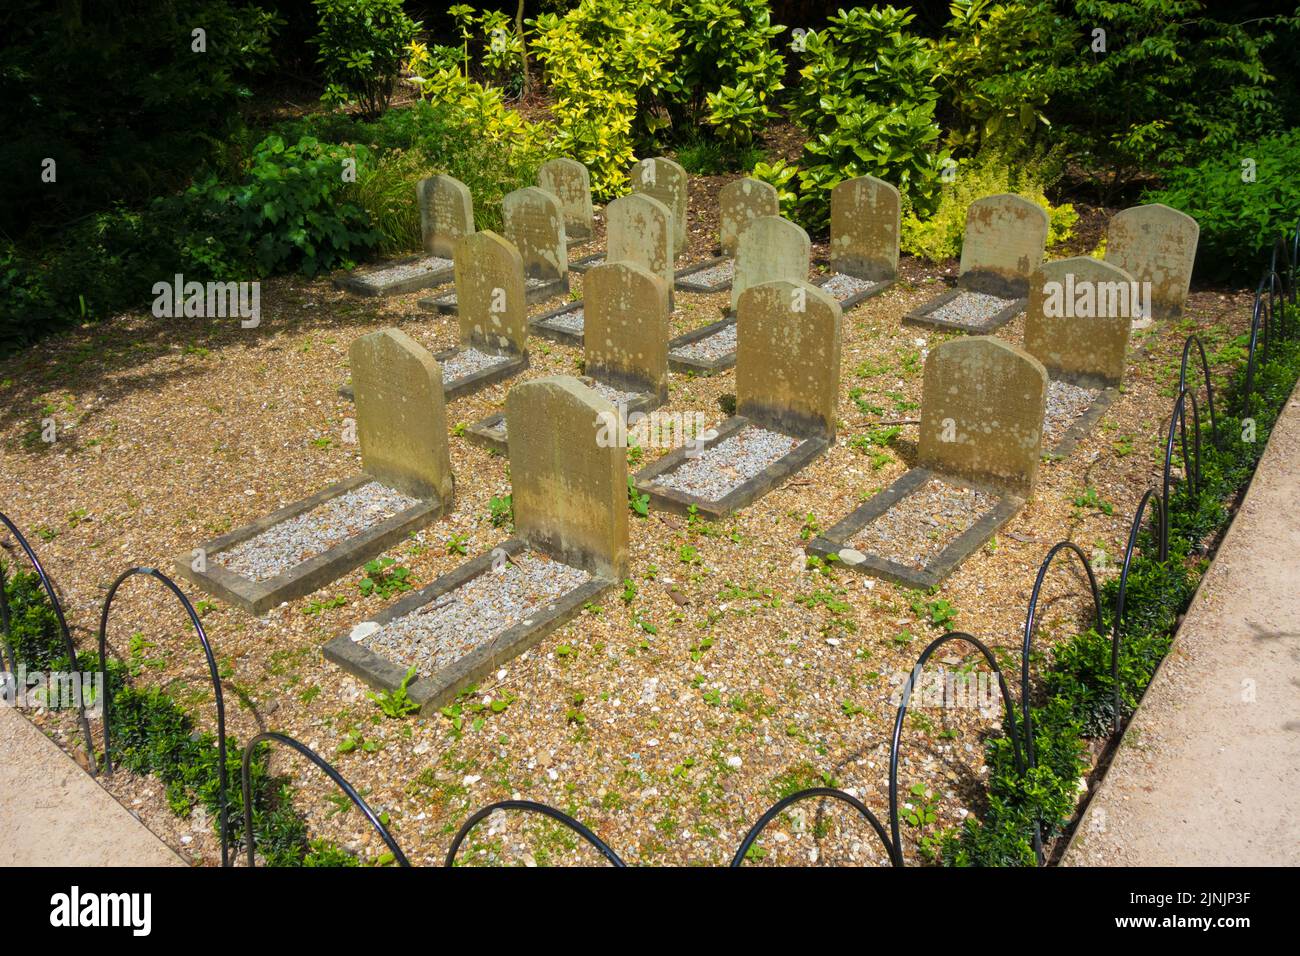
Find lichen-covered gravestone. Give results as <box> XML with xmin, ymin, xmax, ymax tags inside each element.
<box><xmin>418</xmin><ymin>174</ymin><xmax>475</xmax><ymax>258</ymax></box>
<box><xmin>808</xmin><ymin>337</ymin><xmax>1047</xmax><ymax>587</ymax></box>
<box><xmin>720</xmin><ymin>178</ymin><xmax>779</xmax><ymax>257</ymax></box>
<box><xmin>177</xmin><ymin>328</ymin><xmax>450</xmax><ymax>614</ymax></box>
<box><xmin>324</xmin><ymin>376</ymin><xmax>623</xmax><ymax>713</ymax></box>
<box><xmin>606</xmin><ymin>193</ymin><xmax>675</xmax><ymax>299</ymax></box>
<box><xmin>583</xmin><ymin>261</ymin><xmax>671</xmax><ymax>413</ymax></box>
<box><xmin>1023</xmin><ymin>257</ymin><xmax>1136</xmax><ymax>455</ymax></box>
<box><xmin>635</xmin><ymin>279</ymin><xmax>840</xmax><ymax>518</ymax></box>
<box><xmin>822</xmin><ymin>176</ymin><xmax>899</xmax><ymax>308</ymax></box>
<box><xmin>538</xmin><ymin>158</ymin><xmax>595</xmax><ymax>241</ymax></box>
<box><xmin>1104</xmin><ymin>202</ymin><xmax>1199</xmax><ymax>325</ymax></box>
<box><xmin>630</xmin><ymin>156</ymin><xmax>688</xmax><ymax>256</ymax></box>
<box><xmin>906</xmin><ymin>193</ymin><xmax>1048</xmax><ymax>333</ymax></box>
<box><xmin>503</xmin><ymin>185</ymin><xmax>569</xmax><ymax>294</ymax></box>
<box><xmin>731</xmin><ymin>215</ymin><xmax>811</xmax><ymax>312</ymax></box>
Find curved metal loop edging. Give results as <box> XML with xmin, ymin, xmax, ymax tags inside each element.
<box><xmin>1178</xmin><ymin>335</ymin><xmax>1219</xmax><ymax>448</ymax></box>
<box><xmin>1020</xmin><ymin>541</ymin><xmax>1103</xmax><ymax>771</ymax></box>
<box><xmin>241</xmin><ymin>732</ymin><xmax>410</xmax><ymax>868</ymax></box>
<box><xmin>445</xmin><ymin>800</ymin><xmax>626</xmax><ymax>867</ymax></box>
<box><xmin>731</xmin><ymin>787</ymin><xmax>899</xmax><ymax>867</ymax></box>
<box><xmin>888</xmin><ymin>631</ymin><xmax>1026</xmax><ymax>866</ymax></box>
<box><xmin>1271</xmin><ymin>235</ymin><xmax>1290</xmax><ymax>305</ymax></box>
<box><xmin>1244</xmin><ymin>272</ymin><xmax>1281</xmax><ymax>406</ymax></box>
<box><xmin>1161</xmin><ymin>388</ymin><xmax>1202</xmax><ymax>509</ymax></box>
<box><xmin>1290</xmin><ymin>220</ymin><xmax>1299</xmax><ymax>305</ymax></box>
<box><xmin>1110</xmin><ymin>488</ymin><xmax>1166</xmax><ymax>735</ymax></box>
<box><xmin>97</xmin><ymin>566</ymin><xmax>230</xmax><ymax>867</ymax></box>
<box><xmin>0</xmin><ymin>511</ymin><xmax>96</xmax><ymax>767</ymax></box>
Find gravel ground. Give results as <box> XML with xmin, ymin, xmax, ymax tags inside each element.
<box><xmin>431</xmin><ymin>277</ymin><xmax>554</xmax><ymax>309</ymax></box>
<box><xmin>441</xmin><ymin>346</ymin><xmax>511</xmax><ymax>382</ymax></box>
<box><xmin>1042</xmin><ymin>379</ymin><xmax>1101</xmax><ymax>448</ymax></box>
<box><xmin>361</xmin><ymin>553</ymin><xmax>591</xmax><ymax>675</ymax></box>
<box><xmin>215</xmin><ymin>482</ymin><xmax>420</xmax><ymax>582</ymax></box>
<box><xmin>680</xmin><ymin>260</ymin><xmax>735</xmax><ymax>287</ymax></box>
<box><xmin>928</xmin><ymin>290</ymin><xmax>1018</xmax><ymax>327</ymax></box>
<box><xmin>538</xmin><ymin>306</ymin><xmax>584</xmax><ymax>334</ymax></box>
<box><xmin>588</xmin><ymin>380</ymin><xmax>644</xmax><ymax>406</ymax></box>
<box><xmin>352</xmin><ymin>256</ymin><xmax>452</xmax><ymax>291</ymax></box>
<box><xmin>652</xmin><ymin>426</ymin><xmax>802</xmax><ymax>500</ymax></box>
<box><xmin>820</xmin><ymin>273</ymin><xmax>887</xmax><ymax>302</ymax></box>
<box><xmin>0</xmin><ymin>180</ymin><xmax>1255</xmax><ymax>868</ymax></box>
<box><xmin>671</xmin><ymin>323</ymin><xmax>736</xmax><ymax>363</ymax></box>
<box><xmin>848</xmin><ymin>478</ymin><xmax>998</xmax><ymax>571</ymax></box>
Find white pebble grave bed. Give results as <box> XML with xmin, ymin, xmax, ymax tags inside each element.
<box><xmin>652</xmin><ymin>425</ymin><xmax>801</xmax><ymax>500</ymax></box>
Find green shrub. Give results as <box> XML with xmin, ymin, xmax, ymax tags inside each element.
<box><xmin>354</xmin><ymin>148</ymin><xmax>429</xmax><ymax>255</ymax></box>
<box><xmin>1143</xmin><ymin>130</ymin><xmax>1300</xmax><ymax>283</ymax></box>
<box><xmin>312</xmin><ymin>0</ymin><xmax>421</xmax><ymax>118</ymax></box>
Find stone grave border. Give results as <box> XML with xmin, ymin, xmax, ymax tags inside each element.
<box><xmin>806</xmin><ymin>467</ymin><xmax>1022</xmax><ymax>589</ymax></box>
<box><xmin>631</xmin><ymin>415</ymin><xmax>830</xmax><ymax>519</ymax></box>
<box><xmin>322</xmin><ymin>537</ymin><xmax>612</xmax><ymax>715</ymax></box>
<box><xmin>667</xmin><ymin>316</ymin><xmax>737</xmax><ymax>375</ymax></box>
<box><xmin>417</xmin><ymin>277</ymin><xmax>568</xmax><ymax>315</ymax></box>
<box><xmin>463</xmin><ymin>380</ymin><xmax>661</xmax><ymax>458</ymax></box>
<box><xmin>903</xmin><ymin>286</ymin><xmax>1026</xmax><ymax>334</ymax></box>
<box><xmin>674</xmin><ymin>256</ymin><xmax>733</xmax><ymax>293</ymax></box>
<box><xmin>332</xmin><ymin>254</ymin><xmax>456</xmax><ymax>298</ymax></box>
<box><xmin>569</xmin><ymin>252</ymin><xmax>606</xmax><ymax>273</ymax></box>
<box><xmin>339</xmin><ymin>349</ymin><xmax>527</xmax><ymax>404</ymax></box>
<box><xmin>529</xmin><ymin>300</ymin><xmax>585</xmax><ymax>345</ymax></box>
<box><xmin>173</xmin><ymin>474</ymin><xmax>446</xmax><ymax>615</ymax></box>
<box><xmin>1048</xmin><ymin>384</ymin><xmax>1119</xmax><ymax>459</ymax></box>
<box><xmin>812</xmin><ymin>272</ymin><xmax>896</xmax><ymax>311</ymax></box>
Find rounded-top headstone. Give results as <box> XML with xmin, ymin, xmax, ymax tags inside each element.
<box><xmin>719</xmin><ymin>178</ymin><xmax>779</xmax><ymax>258</ymax></box>
<box><xmin>917</xmin><ymin>336</ymin><xmax>1048</xmax><ymax>498</ymax></box>
<box><xmin>1104</xmin><ymin>203</ymin><xmax>1199</xmax><ymax>323</ymax></box>
<box><xmin>584</xmin><ymin>260</ymin><xmax>671</xmax><ymax>400</ymax></box>
<box><xmin>732</xmin><ymin>215</ymin><xmax>811</xmax><ymax>311</ymax></box>
<box><xmin>959</xmin><ymin>193</ymin><xmax>1049</xmax><ymax>297</ymax></box>
<box><xmin>506</xmin><ymin>375</ymin><xmax>629</xmax><ymax>579</ymax></box>
<box><xmin>735</xmin><ymin>279</ymin><xmax>842</xmax><ymax>441</ymax></box>
<box><xmin>418</xmin><ymin>174</ymin><xmax>475</xmax><ymax>259</ymax></box>
<box><xmin>503</xmin><ymin>185</ymin><xmax>568</xmax><ymax>283</ymax></box>
<box><xmin>538</xmin><ymin>158</ymin><xmax>595</xmax><ymax>240</ymax></box>
<box><xmin>630</xmin><ymin>156</ymin><xmax>688</xmax><ymax>256</ymax></box>
<box><xmin>1025</xmin><ymin>256</ymin><xmax>1138</xmax><ymax>386</ymax></box>
<box><xmin>453</xmin><ymin>230</ymin><xmax>527</xmax><ymax>355</ymax></box>
<box><xmin>830</xmin><ymin>175</ymin><xmax>900</xmax><ymax>281</ymax></box>
<box><xmin>605</xmin><ymin>193</ymin><xmax>674</xmax><ymax>294</ymax></box>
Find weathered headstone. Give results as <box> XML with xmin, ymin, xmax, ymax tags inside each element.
<box><xmin>508</xmin><ymin>376</ymin><xmax>629</xmax><ymax>579</ymax></box>
<box><xmin>503</xmin><ymin>185</ymin><xmax>568</xmax><ymax>288</ymax></box>
<box><xmin>606</xmin><ymin>193</ymin><xmax>674</xmax><ymax>296</ymax></box>
<box><xmin>350</xmin><ymin>329</ymin><xmax>455</xmax><ymax>502</ymax></box>
<box><xmin>418</xmin><ymin>174</ymin><xmax>475</xmax><ymax>259</ymax></box>
<box><xmin>630</xmin><ymin>157</ymin><xmax>688</xmax><ymax>255</ymax></box>
<box><xmin>719</xmin><ymin>178</ymin><xmax>779</xmax><ymax>257</ymax></box>
<box><xmin>454</xmin><ymin>230</ymin><xmax>528</xmax><ymax>356</ymax></box>
<box><xmin>538</xmin><ymin>158</ymin><xmax>594</xmax><ymax>241</ymax></box>
<box><xmin>830</xmin><ymin>175</ymin><xmax>900</xmax><ymax>281</ymax></box>
<box><xmin>917</xmin><ymin>337</ymin><xmax>1048</xmax><ymax>497</ymax></box>
<box><xmin>1025</xmin><ymin>257</ymin><xmax>1137</xmax><ymax>386</ymax></box>
<box><xmin>731</xmin><ymin>215</ymin><xmax>811</xmax><ymax>311</ymax></box>
<box><xmin>959</xmin><ymin>193</ymin><xmax>1049</xmax><ymax>297</ymax></box>
<box><xmin>584</xmin><ymin>261</ymin><xmax>671</xmax><ymax>404</ymax></box>
<box><xmin>1104</xmin><ymin>203</ymin><xmax>1199</xmax><ymax>323</ymax></box>
<box><xmin>735</xmin><ymin>279</ymin><xmax>842</xmax><ymax>440</ymax></box>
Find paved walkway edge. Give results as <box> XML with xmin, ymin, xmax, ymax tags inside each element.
<box><xmin>1062</xmin><ymin>380</ymin><xmax>1300</xmax><ymax>866</ymax></box>
<box><xmin>0</xmin><ymin>705</ymin><xmax>185</xmax><ymax>866</ymax></box>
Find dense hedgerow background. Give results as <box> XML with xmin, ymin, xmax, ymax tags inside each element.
<box><xmin>1</xmin><ymin>0</ymin><xmax>1298</xmax><ymax>353</ymax></box>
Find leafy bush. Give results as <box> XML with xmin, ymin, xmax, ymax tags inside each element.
<box><xmin>312</xmin><ymin>0</ymin><xmax>421</xmax><ymax>118</ymax></box>
<box><xmin>900</xmin><ymin>144</ymin><xmax>1075</xmax><ymax>262</ymax></box>
<box><xmin>1143</xmin><ymin>129</ymin><xmax>1300</xmax><ymax>283</ymax></box>
<box><xmin>787</xmin><ymin>5</ymin><xmax>951</xmax><ymax>230</ymax></box>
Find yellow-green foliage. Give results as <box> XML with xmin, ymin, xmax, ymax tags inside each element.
<box><xmin>354</xmin><ymin>147</ymin><xmax>427</xmax><ymax>255</ymax></box>
<box><xmin>900</xmin><ymin>146</ymin><xmax>1076</xmax><ymax>262</ymax></box>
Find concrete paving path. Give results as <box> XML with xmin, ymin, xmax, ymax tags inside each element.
<box><xmin>1064</xmin><ymin>383</ymin><xmax>1300</xmax><ymax>866</ymax></box>
<box><xmin>0</xmin><ymin>705</ymin><xmax>184</xmax><ymax>866</ymax></box>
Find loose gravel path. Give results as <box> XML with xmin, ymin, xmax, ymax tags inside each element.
<box><xmin>215</xmin><ymin>482</ymin><xmax>419</xmax><ymax>582</ymax></box>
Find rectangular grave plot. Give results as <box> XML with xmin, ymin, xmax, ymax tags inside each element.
<box><xmin>668</xmin><ymin>317</ymin><xmax>737</xmax><ymax>375</ymax></box>
<box><xmin>582</xmin><ymin>375</ymin><xmax>665</xmax><ymax>417</ymax></box>
<box><xmin>568</xmin><ymin>252</ymin><xmax>606</xmax><ymax>273</ymax></box>
<box><xmin>435</xmin><ymin>346</ymin><xmax>529</xmax><ymax>401</ymax></box>
<box><xmin>174</xmin><ymin>475</ymin><xmax>445</xmax><ymax>615</ymax></box>
<box><xmin>323</xmin><ymin>539</ymin><xmax>613</xmax><ymax>714</ymax></box>
<box><xmin>633</xmin><ymin>416</ymin><xmax>829</xmax><ymax>519</ymax></box>
<box><xmin>674</xmin><ymin>257</ymin><xmax>734</xmax><ymax>293</ymax></box>
<box><xmin>904</xmin><ymin>288</ymin><xmax>1026</xmax><ymax>334</ymax></box>
<box><xmin>807</xmin><ymin>467</ymin><xmax>1022</xmax><ymax>589</ymax></box>
<box><xmin>333</xmin><ymin>254</ymin><xmax>455</xmax><ymax>298</ymax></box>
<box><xmin>463</xmin><ymin>411</ymin><xmax>508</xmax><ymax>456</ymax></box>
<box><xmin>1045</xmin><ymin>382</ymin><xmax>1117</xmax><ymax>458</ymax></box>
<box><xmin>813</xmin><ymin>272</ymin><xmax>895</xmax><ymax>311</ymax></box>
<box><xmin>529</xmin><ymin>301</ymin><xmax>585</xmax><ymax>345</ymax></box>
<box><xmin>418</xmin><ymin>276</ymin><xmax>568</xmax><ymax>315</ymax></box>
